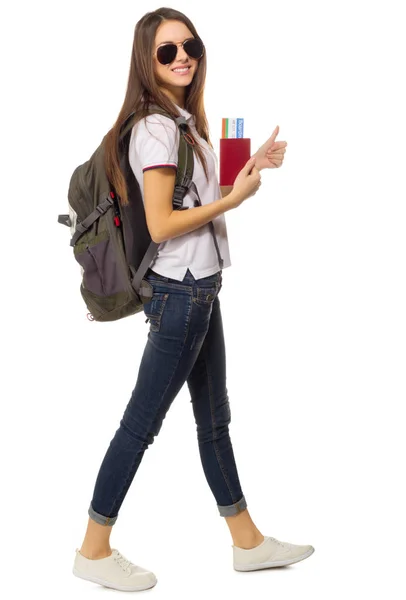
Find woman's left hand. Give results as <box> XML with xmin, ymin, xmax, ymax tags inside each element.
<box><xmin>253</xmin><ymin>126</ymin><xmax>287</xmax><ymax>171</ymax></box>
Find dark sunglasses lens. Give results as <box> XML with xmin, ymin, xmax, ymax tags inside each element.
<box><xmin>157</xmin><ymin>44</ymin><xmax>177</xmax><ymax>65</ymax></box>
<box><xmin>184</xmin><ymin>38</ymin><xmax>204</xmax><ymax>59</ymax></box>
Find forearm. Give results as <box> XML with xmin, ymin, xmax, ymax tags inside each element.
<box><xmin>157</xmin><ymin>193</ymin><xmax>237</xmax><ymax>243</ymax></box>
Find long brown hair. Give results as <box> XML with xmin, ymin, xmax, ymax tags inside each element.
<box><xmin>104</xmin><ymin>7</ymin><xmax>212</xmax><ymax>206</ymax></box>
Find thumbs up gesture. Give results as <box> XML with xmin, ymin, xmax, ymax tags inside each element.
<box><xmin>253</xmin><ymin>125</ymin><xmax>287</xmax><ymax>171</ymax></box>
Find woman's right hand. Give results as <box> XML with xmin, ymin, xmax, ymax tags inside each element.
<box><xmin>228</xmin><ymin>156</ymin><xmax>262</xmax><ymax>208</ymax></box>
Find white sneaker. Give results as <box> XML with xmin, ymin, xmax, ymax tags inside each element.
<box><xmin>233</xmin><ymin>536</ymin><xmax>314</xmax><ymax>571</ymax></box>
<box><xmin>72</xmin><ymin>548</ymin><xmax>158</xmax><ymax>591</ymax></box>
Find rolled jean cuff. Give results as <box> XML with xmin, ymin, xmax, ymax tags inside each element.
<box><xmin>88</xmin><ymin>503</ymin><xmax>118</xmax><ymax>526</ymax></box>
<box><xmin>217</xmin><ymin>494</ymin><xmax>247</xmax><ymax>517</ymax></box>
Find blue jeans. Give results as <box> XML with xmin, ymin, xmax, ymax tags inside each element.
<box><xmin>88</xmin><ymin>267</ymin><xmax>247</xmax><ymax>526</ymax></box>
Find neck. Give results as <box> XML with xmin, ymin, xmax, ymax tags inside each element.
<box><xmin>160</xmin><ymin>86</ymin><xmax>185</xmax><ymax>109</ymax></box>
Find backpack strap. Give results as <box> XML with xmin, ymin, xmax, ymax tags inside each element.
<box><xmin>187</xmin><ymin>180</ymin><xmax>224</xmax><ymax>269</ymax></box>
<box><xmin>171</xmin><ymin>114</ymin><xmax>223</xmax><ymax>269</ymax></box>
<box><xmin>134</xmin><ymin>108</ymin><xmax>224</xmax><ymax>281</ymax></box>
<box><xmin>129</xmin><ymin>108</ymin><xmax>196</xmax><ymax>294</ymax></box>
<box><xmin>172</xmin><ymin>115</ymin><xmax>194</xmax><ymax>210</ymax></box>
<box><xmin>123</xmin><ymin>106</ymin><xmax>223</xmax><ymax>293</ymax></box>
<box><xmin>69</xmin><ymin>194</ymin><xmax>115</xmax><ymax>247</ymax></box>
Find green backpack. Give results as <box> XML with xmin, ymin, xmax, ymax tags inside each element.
<box><xmin>58</xmin><ymin>106</ymin><xmax>223</xmax><ymax>322</ymax></box>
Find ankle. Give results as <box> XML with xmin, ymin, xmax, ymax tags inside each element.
<box><xmin>79</xmin><ymin>547</ymin><xmax>112</xmax><ymax>560</ymax></box>
<box><xmin>233</xmin><ymin>532</ymin><xmax>265</xmax><ymax>549</ymax></box>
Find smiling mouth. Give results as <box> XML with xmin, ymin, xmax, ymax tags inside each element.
<box><xmin>172</xmin><ymin>66</ymin><xmax>191</xmax><ymax>74</ymax></box>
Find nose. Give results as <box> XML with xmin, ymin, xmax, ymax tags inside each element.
<box><xmin>175</xmin><ymin>44</ymin><xmax>189</xmax><ymax>62</ymax></box>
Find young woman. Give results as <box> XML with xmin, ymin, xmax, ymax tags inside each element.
<box><xmin>73</xmin><ymin>7</ymin><xmax>313</xmax><ymax>592</ymax></box>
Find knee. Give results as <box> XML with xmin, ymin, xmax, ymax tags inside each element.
<box><xmin>119</xmin><ymin>416</ymin><xmax>157</xmax><ymax>451</ymax></box>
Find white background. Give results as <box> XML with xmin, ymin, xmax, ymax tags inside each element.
<box><xmin>1</xmin><ymin>0</ymin><xmax>405</xmax><ymax>598</ymax></box>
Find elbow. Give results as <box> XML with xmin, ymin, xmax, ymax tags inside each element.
<box><xmin>147</xmin><ymin>214</ymin><xmax>171</xmax><ymax>244</ymax></box>
<box><xmin>149</xmin><ymin>218</ymin><xmax>172</xmax><ymax>244</ymax></box>
<box><xmin>150</xmin><ymin>231</ymin><xmax>162</xmax><ymax>244</ymax></box>
<box><xmin>149</xmin><ymin>227</ymin><xmax>165</xmax><ymax>244</ymax></box>
<box><xmin>146</xmin><ymin>219</ymin><xmax>163</xmax><ymax>244</ymax></box>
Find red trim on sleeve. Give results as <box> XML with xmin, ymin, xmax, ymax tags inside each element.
<box><xmin>143</xmin><ymin>163</ymin><xmax>177</xmax><ymax>172</ymax></box>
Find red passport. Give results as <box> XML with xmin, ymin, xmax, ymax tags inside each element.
<box><xmin>219</xmin><ymin>138</ymin><xmax>251</xmax><ymax>186</ymax></box>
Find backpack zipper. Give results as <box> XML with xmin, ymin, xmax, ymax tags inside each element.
<box><xmin>85</xmin><ymin>243</ymin><xmax>106</xmax><ymax>295</ymax></box>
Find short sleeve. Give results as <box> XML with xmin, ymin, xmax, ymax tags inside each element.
<box><xmin>133</xmin><ymin>114</ymin><xmax>179</xmax><ymax>172</ymax></box>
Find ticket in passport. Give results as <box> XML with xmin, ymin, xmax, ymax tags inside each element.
<box><xmin>221</xmin><ymin>118</ymin><xmax>244</xmax><ymax>138</ymax></box>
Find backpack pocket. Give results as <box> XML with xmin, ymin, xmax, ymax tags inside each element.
<box><xmin>74</xmin><ymin>229</ymin><xmax>126</xmax><ymax>296</ymax></box>
<box><xmin>80</xmin><ymin>285</ymin><xmax>141</xmax><ymax>321</ymax></box>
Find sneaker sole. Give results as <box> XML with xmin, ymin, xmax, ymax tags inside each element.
<box><xmin>233</xmin><ymin>546</ymin><xmax>315</xmax><ymax>571</ymax></box>
<box><xmin>72</xmin><ymin>567</ymin><xmax>157</xmax><ymax>592</ymax></box>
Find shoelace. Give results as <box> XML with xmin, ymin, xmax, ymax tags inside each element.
<box><xmin>268</xmin><ymin>537</ymin><xmax>286</xmax><ymax>547</ymax></box>
<box><xmin>114</xmin><ymin>550</ymin><xmax>134</xmax><ymax>572</ymax></box>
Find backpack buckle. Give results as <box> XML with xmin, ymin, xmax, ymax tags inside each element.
<box><xmin>96</xmin><ymin>196</ymin><xmax>115</xmax><ymax>215</ymax></box>
<box><xmin>58</xmin><ymin>214</ymin><xmax>71</xmax><ymax>227</ymax></box>
<box><xmin>96</xmin><ymin>204</ymin><xmax>107</xmax><ymax>215</ymax></box>
<box><xmin>173</xmin><ymin>184</ymin><xmax>188</xmax><ymax>210</ymax></box>
<box><xmin>174</xmin><ymin>115</ymin><xmax>188</xmax><ymax>130</ymax></box>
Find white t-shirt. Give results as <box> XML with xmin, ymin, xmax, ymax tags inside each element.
<box><xmin>128</xmin><ymin>104</ymin><xmax>231</xmax><ymax>281</ymax></box>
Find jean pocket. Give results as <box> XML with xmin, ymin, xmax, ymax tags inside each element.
<box><xmin>192</xmin><ymin>285</ymin><xmax>219</xmax><ymax>308</ymax></box>
<box><xmin>143</xmin><ymin>292</ymin><xmax>169</xmax><ymax>332</ymax></box>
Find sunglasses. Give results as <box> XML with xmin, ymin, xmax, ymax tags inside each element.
<box><xmin>156</xmin><ymin>38</ymin><xmax>204</xmax><ymax>65</ymax></box>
